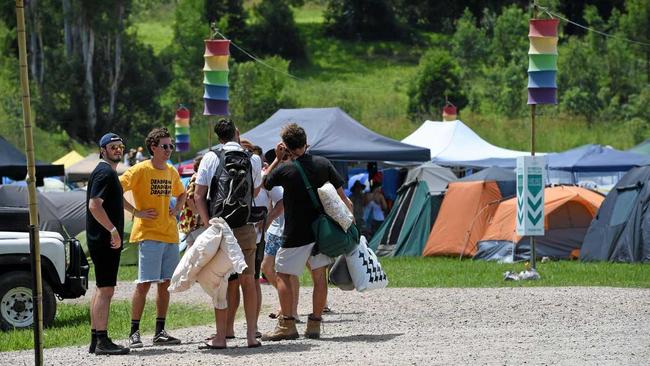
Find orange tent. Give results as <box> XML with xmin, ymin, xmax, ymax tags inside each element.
<box><xmin>422</xmin><ymin>181</ymin><xmax>503</xmax><ymax>257</ymax></box>
<box><xmin>475</xmin><ymin>186</ymin><xmax>604</xmax><ymax>260</ymax></box>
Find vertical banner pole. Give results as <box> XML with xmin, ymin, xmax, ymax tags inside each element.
<box><xmin>530</xmin><ymin>104</ymin><xmax>537</xmax><ymax>270</ymax></box>
<box><xmin>15</xmin><ymin>1</ymin><xmax>44</xmax><ymax>364</ymax></box>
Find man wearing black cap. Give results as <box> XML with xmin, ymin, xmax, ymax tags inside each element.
<box><xmin>86</xmin><ymin>133</ymin><xmax>130</xmax><ymax>355</ymax></box>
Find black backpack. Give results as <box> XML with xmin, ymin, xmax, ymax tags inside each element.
<box><xmin>208</xmin><ymin>148</ymin><xmax>254</xmax><ymax>228</ymax></box>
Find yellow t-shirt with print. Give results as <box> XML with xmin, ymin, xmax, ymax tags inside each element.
<box><xmin>120</xmin><ymin>160</ymin><xmax>185</xmax><ymax>244</ymax></box>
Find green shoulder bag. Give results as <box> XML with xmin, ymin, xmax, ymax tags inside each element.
<box><xmin>293</xmin><ymin>160</ymin><xmax>359</xmax><ymax>257</ymax></box>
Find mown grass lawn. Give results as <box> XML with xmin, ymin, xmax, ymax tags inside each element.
<box><xmin>0</xmin><ymin>300</ymin><xmax>214</xmax><ymax>352</ymax></box>
<box><xmin>94</xmin><ymin>257</ymin><xmax>650</xmax><ymax>288</ymax></box>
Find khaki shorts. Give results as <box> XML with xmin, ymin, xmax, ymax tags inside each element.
<box><xmin>275</xmin><ymin>242</ymin><xmax>333</xmax><ymax>276</ymax></box>
<box><xmin>232</xmin><ymin>224</ymin><xmax>257</xmax><ymax>276</ymax></box>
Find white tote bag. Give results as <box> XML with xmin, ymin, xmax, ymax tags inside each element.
<box><xmin>345</xmin><ymin>236</ymin><xmax>388</xmax><ymax>292</ymax></box>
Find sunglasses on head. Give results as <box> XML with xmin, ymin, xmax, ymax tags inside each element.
<box><xmin>106</xmin><ymin>144</ymin><xmax>125</xmax><ymax>151</ymax></box>
<box><xmin>157</xmin><ymin>143</ymin><xmax>176</xmax><ymax>151</ymax></box>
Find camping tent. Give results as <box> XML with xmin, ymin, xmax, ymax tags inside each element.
<box><xmin>66</xmin><ymin>153</ymin><xmax>128</xmax><ymax>182</ymax></box>
<box><xmin>53</xmin><ymin>151</ymin><xmax>84</xmax><ymax>169</ymax></box>
<box><xmin>401</xmin><ymin>120</ymin><xmax>531</xmax><ymax>165</ymax></box>
<box><xmin>580</xmin><ymin>166</ymin><xmax>650</xmax><ymax>262</ymax></box>
<box><xmin>474</xmin><ymin>186</ymin><xmax>604</xmax><ymax>261</ymax></box>
<box><xmin>628</xmin><ymin>139</ymin><xmax>650</xmax><ymax>155</ymax></box>
<box><xmin>0</xmin><ymin>185</ymin><xmax>86</xmax><ymax>237</ymax></box>
<box><xmin>370</xmin><ymin>163</ymin><xmax>456</xmax><ymax>257</ymax></box>
<box><xmin>422</xmin><ymin>167</ymin><xmax>516</xmax><ymax>257</ymax></box>
<box><xmin>201</xmin><ymin>108</ymin><xmax>430</xmax><ymax>162</ymax></box>
<box><xmin>0</xmin><ymin>135</ymin><xmax>64</xmax><ymax>182</ymax></box>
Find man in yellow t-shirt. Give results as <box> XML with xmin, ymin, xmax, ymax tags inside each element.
<box><xmin>119</xmin><ymin>127</ymin><xmax>186</xmax><ymax>348</ymax></box>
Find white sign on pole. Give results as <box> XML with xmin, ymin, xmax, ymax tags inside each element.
<box><xmin>516</xmin><ymin>156</ymin><xmax>546</xmax><ymax>236</ymax></box>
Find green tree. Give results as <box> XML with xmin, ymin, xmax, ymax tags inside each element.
<box><xmin>248</xmin><ymin>0</ymin><xmax>305</xmax><ymax>60</ymax></box>
<box><xmin>324</xmin><ymin>0</ymin><xmax>404</xmax><ymax>40</ymax></box>
<box><xmin>229</xmin><ymin>57</ymin><xmax>297</xmax><ymax>130</ymax></box>
<box><xmin>407</xmin><ymin>49</ymin><xmax>467</xmax><ymax>121</ymax></box>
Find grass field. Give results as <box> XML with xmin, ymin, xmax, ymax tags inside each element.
<box><xmin>0</xmin><ymin>300</ymin><xmax>215</xmax><ymax>352</ymax></box>
<box><xmin>96</xmin><ymin>257</ymin><xmax>650</xmax><ymax>289</ymax></box>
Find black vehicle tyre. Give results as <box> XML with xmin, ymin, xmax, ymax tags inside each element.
<box><xmin>0</xmin><ymin>271</ymin><xmax>56</xmax><ymax>331</ymax></box>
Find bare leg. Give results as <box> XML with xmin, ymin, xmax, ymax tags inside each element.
<box><xmin>291</xmin><ymin>275</ymin><xmax>300</xmax><ymax>318</ymax></box>
<box><xmin>239</xmin><ymin>273</ymin><xmax>258</xmax><ymax>346</ymax></box>
<box><xmin>208</xmin><ymin>308</ymin><xmax>228</xmax><ymax>348</ymax></box>
<box><xmin>226</xmin><ymin>278</ymin><xmax>240</xmax><ymax>337</ymax></box>
<box><xmin>92</xmin><ymin>287</ymin><xmax>115</xmax><ymax>330</ymax></box>
<box><xmin>276</xmin><ymin>273</ymin><xmax>295</xmax><ymax>319</ymax></box>
<box><xmin>310</xmin><ymin>267</ymin><xmax>328</xmax><ymax>318</ymax></box>
<box><xmin>255</xmin><ymin>277</ymin><xmax>262</xmax><ymax>332</ymax></box>
<box><xmin>131</xmin><ymin>282</ymin><xmax>152</xmax><ymax>321</ymax></box>
<box><xmin>89</xmin><ymin>288</ymin><xmax>97</xmax><ymax>329</ymax></box>
<box><xmin>156</xmin><ymin>280</ymin><xmax>171</xmax><ymax>318</ymax></box>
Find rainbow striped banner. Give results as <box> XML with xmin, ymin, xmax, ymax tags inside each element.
<box><xmin>175</xmin><ymin>106</ymin><xmax>190</xmax><ymax>152</ymax></box>
<box><xmin>203</xmin><ymin>39</ymin><xmax>230</xmax><ymax>116</ymax></box>
<box><xmin>527</xmin><ymin>19</ymin><xmax>559</xmax><ymax>105</ymax></box>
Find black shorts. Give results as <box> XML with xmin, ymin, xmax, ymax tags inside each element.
<box><xmin>88</xmin><ymin>240</ymin><xmax>122</xmax><ymax>288</ymax></box>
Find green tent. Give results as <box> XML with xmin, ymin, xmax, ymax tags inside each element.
<box><xmin>629</xmin><ymin>140</ymin><xmax>650</xmax><ymax>155</ymax></box>
<box><xmin>369</xmin><ymin>180</ymin><xmax>444</xmax><ymax>256</ymax></box>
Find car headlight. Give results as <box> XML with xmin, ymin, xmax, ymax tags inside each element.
<box><xmin>64</xmin><ymin>239</ymin><xmax>70</xmax><ymax>270</ymax></box>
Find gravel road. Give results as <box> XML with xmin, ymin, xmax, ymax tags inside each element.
<box><xmin>3</xmin><ymin>283</ymin><xmax>650</xmax><ymax>365</ymax></box>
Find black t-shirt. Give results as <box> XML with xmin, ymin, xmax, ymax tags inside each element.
<box><xmin>264</xmin><ymin>153</ymin><xmax>344</xmax><ymax>248</ymax></box>
<box><xmin>86</xmin><ymin>162</ymin><xmax>124</xmax><ymax>247</ymax></box>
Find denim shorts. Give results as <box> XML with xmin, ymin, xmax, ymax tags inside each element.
<box><xmin>137</xmin><ymin>240</ymin><xmax>180</xmax><ymax>283</ymax></box>
<box><xmin>264</xmin><ymin>233</ymin><xmax>284</xmax><ymax>257</ymax></box>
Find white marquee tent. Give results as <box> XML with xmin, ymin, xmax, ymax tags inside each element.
<box><xmin>401</xmin><ymin>120</ymin><xmax>534</xmax><ymax>166</ymax></box>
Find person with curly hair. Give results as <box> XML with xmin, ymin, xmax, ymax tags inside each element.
<box><xmin>119</xmin><ymin>127</ymin><xmax>187</xmax><ymax>348</ymax></box>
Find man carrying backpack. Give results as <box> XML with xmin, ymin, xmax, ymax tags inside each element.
<box><xmin>194</xmin><ymin>119</ymin><xmax>262</xmax><ymax>349</ymax></box>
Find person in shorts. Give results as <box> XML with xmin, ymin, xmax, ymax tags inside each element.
<box><xmin>194</xmin><ymin>119</ymin><xmax>262</xmax><ymax>349</ymax></box>
<box><xmin>86</xmin><ymin>133</ymin><xmax>130</xmax><ymax>355</ymax></box>
<box><xmin>261</xmin><ymin>123</ymin><xmax>352</xmax><ymax>341</ymax></box>
<box><xmin>119</xmin><ymin>127</ymin><xmax>186</xmax><ymax>348</ymax></box>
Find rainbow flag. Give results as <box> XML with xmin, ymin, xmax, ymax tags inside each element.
<box><xmin>203</xmin><ymin>39</ymin><xmax>230</xmax><ymax>116</ymax></box>
<box><xmin>175</xmin><ymin>106</ymin><xmax>190</xmax><ymax>152</ymax></box>
<box><xmin>528</xmin><ymin>19</ymin><xmax>559</xmax><ymax>105</ymax></box>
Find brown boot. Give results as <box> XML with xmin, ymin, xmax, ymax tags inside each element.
<box><xmin>261</xmin><ymin>317</ymin><xmax>299</xmax><ymax>341</ymax></box>
<box><xmin>304</xmin><ymin>315</ymin><xmax>322</xmax><ymax>339</ymax></box>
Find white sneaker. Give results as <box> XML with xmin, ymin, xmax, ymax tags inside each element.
<box><xmin>129</xmin><ymin>330</ymin><xmax>143</xmax><ymax>348</ymax></box>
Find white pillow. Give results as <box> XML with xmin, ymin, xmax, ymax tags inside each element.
<box><xmin>317</xmin><ymin>182</ymin><xmax>353</xmax><ymax>230</ymax></box>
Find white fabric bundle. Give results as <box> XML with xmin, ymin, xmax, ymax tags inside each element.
<box><xmin>317</xmin><ymin>182</ymin><xmax>353</xmax><ymax>230</ymax></box>
<box><xmin>169</xmin><ymin>217</ymin><xmax>247</xmax><ymax>309</ymax></box>
<box><xmin>345</xmin><ymin>236</ymin><xmax>388</xmax><ymax>292</ymax></box>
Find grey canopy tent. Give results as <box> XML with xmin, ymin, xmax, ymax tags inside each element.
<box><xmin>0</xmin><ymin>185</ymin><xmax>86</xmax><ymax>237</ymax></box>
<box><xmin>580</xmin><ymin>166</ymin><xmax>650</xmax><ymax>262</ymax></box>
<box><xmin>200</xmin><ymin>108</ymin><xmax>431</xmax><ymax>162</ymax></box>
<box><xmin>0</xmin><ymin>135</ymin><xmax>64</xmax><ymax>183</ymax></box>
<box><xmin>66</xmin><ymin>153</ymin><xmax>128</xmax><ymax>182</ymax></box>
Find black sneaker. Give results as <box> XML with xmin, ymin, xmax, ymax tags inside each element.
<box><xmin>95</xmin><ymin>339</ymin><xmax>130</xmax><ymax>355</ymax></box>
<box><xmin>88</xmin><ymin>342</ymin><xmax>96</xmax><ymax>354</ymax></box>
<box><xmin>129</xmin><ymin>330</ymin><xmax>143</xmax><ymax>349</ymax></box>
<box><xmin>153</xmin><ymin>329</ymin><xmax>181</xmax><ymax>346</ymax></box>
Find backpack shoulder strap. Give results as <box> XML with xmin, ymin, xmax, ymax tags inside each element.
<box><xmin>209</xmin><ymin>147</ymin><xmax>227</xmax><ymax>180</ymax></box>
<box><xmin>293</xmin><ymin>160</ymin><xmax>322</xmax><ymax>212</ymax></box>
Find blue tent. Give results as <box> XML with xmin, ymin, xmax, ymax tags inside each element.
<box><xmin>238</xmin><ymin>108</ymin><xmax>430</xmax><ymax>162</ymax></box>
<box><xmin>454</xmin><ymin>145</ymin><xmax>650</xmax><ymax>172</ymax></box>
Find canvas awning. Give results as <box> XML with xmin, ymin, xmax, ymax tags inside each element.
<box><xmin>401</xmin><ymin>120</ymin><xmax>533</xmax><ymax>165</ymax></box>
<box><xmin>53</xmin><ymin>151</ymin><xmax>84</xmax><ymax>169</ymax></box>
<box><xmin>66</xmin><ymin>153</ymin><xmax>128</xmax><ymax>182</ymax></box>
<box><xmin>0</xmin><ymin>135</ymin><xmax>64</xmax><ymax>181</ymax></box>
<box><xmin>200</xmin><ymin>108</ymin><xmax>430</xmax><ymax>162</ymax></box>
